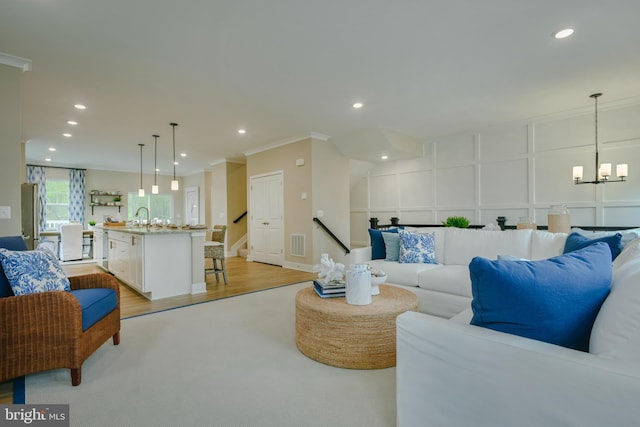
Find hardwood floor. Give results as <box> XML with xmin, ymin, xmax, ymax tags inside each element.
<box><xmin>0</xmin><ymin>256</ymin><xmax>317</xmax><ymax>402</ymax></box>
<box><xmin>64</xmin><ymin>256</ymin><xmax>317</xmax><ymax>318</ymax></box>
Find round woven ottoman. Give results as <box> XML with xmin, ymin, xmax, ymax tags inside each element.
<box><xmin>295</xmin><ymin>284</ymin><xmax>419</xmax><ymax>369</ymax></box>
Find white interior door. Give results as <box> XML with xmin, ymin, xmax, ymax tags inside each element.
<box><xmin>184</xmin><ymin>186</ymin><xmax>199</xmax><ymax>226</ymax></box>
<box><xmin>250</xmin><ymin>172</ymin><xmax>284</xmax><ymax>266</ymax></box>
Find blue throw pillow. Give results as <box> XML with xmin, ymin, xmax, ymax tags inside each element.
<box><xmin>0</xmin><ymin>248</ymin><xmax>71</xmax><ymax>296</ymax></box>
<box><xmin>382</xmin><ymin>232</ymin><xmax>400</xmax><ymax>261</ymax></box>
<box><xmin>368</xmin><ymin>228</ymin><xmax>399</xmax><ymax>260</ymax></box>
<box><xmin>563</xmin><ymin>232</ymin><xmax>623</xmax><ymax>260</ymax></box>
<box><xmin>398</xmin><ymin>230</ymin><xmax>437</xmax><ymax>264</ymax></box>
<box><xmin>470</xmin><ymin>242</ymin><xmax>612</xmax><ymax>351</ymax></box>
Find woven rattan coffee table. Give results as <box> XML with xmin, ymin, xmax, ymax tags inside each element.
<box><xmin>295</xmin><ymin>284</ymin><xmax>419</xmax><ymax>369</ymax></box>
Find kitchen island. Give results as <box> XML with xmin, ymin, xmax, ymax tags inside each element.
<box><xmin>93</xmin><ymin>225</ymin><xmax>208</xmax><ymax>300</ymax></box>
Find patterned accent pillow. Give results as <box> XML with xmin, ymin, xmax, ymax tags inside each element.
<box><xmin>398</xmin><ymin>230</ymin><xmax>438</xmax><ymax>264</ymax></box>
<box><xmin>0</xmin><ymin>248</ymin><xmax>71</xmax><ymax>296</ymax></box>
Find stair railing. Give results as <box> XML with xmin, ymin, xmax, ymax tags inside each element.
<box><xmin>233</xmin><ymin>211</ymin><xmax>247</xmax><ymax>224</ymax></box>
<box><xmin>313</xmin><ymin>217</ymin><xmax>350</xmax><ymax>254</ymax></box>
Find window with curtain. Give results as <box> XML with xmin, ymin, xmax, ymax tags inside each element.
<box><xmin>45</xmin><ymin>179</ymin><xmax>70</xmax><ymax>230</ymax></box>
<box><xmin>26</xmin><ymin>166</ymin><xmax>86</xmax><ymax>230</ymax></box>
<box><xmin>127</xmin><ymin>193</ymin><xmax>173</xmax><ymax>223</ymax></box>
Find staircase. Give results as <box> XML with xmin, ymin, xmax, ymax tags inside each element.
<box><xmin>229</xmin><ymin>231</ymin><xmax>248</xmax><ymax>258</ymax></box>
<box><xmin>237</xmin><ymin>247</ymin><xmax>249</xmax><ymax>259</ymax></box>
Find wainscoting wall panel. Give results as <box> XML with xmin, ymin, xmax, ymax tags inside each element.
<box><xmin>350</xmin><ymin>97</ymin><xmax>640</xmax><ymax>245</ymax></box>
<box><xmin>533</xmin><ymin>149</ymin><xmax>596</xmax><ymax>205</ymax></box>
<box><xmin>350</xmin><ymin>177</ymin><xmax>368</xmax><ymax>209</ymax></box>
<box><xmin>533</xmin><ymin>114</ymin><xmax>591</xmax><ymax>152</ymax></box>
<box><xmin>369</xmin><ymin>174</ymin><xmax>398</xmax><ymax>209</ymax></box>
<box><xmin>435</xmin><ymin>134</ymin><xmax>475</xmax><ymax>168</ymax></box>
<box><xmin>399</xmin><ymin>170</ymin><xmax>433</xmax><ymax>208</ymax></box>
<box><xmin>479</xmin><ymin>159</ymin><xmax>528</xmax><ymax>206</ymax></box>
<box><xmin>399</xmin><ymin>210</ymin><xmax>436</xmax><ymax>225</ymax></box>
<box><xmin>601</xmin><ymin>142</ymin><xmax>640</xmax><ymax>202</ymax></box>
<box><xmin>478</xmin><ymin>123</ymin><xmax>528</xmax><ymax>161</ymax></box>
<box><xmin>435</xmin><ymin>165</ymin><xmax>475</xmax><ymax>207</ymax></box>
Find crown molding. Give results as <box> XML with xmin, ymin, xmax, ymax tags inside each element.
<box><xmin>243</xmin><ymin>132</ymin><xmax>331</xmax><ymax>157</ymax></box>
<box><xmin>0</xmin><ymin>53</ymin><xmax>32</xmax><ymax>72</ymax></box>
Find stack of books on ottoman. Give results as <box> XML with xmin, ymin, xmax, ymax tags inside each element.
<box><xmin>313</xmin><ymin>280</ymin><xmax>346</xmax><ymax>298</ymax></box>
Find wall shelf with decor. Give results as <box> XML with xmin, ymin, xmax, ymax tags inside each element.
<box><xmin>89</xmin><ymin>190</ymin><xmax>123</xmax><ymax>214</ymax></box>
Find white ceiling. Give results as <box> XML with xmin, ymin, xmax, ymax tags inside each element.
<box><xmin>2</xmin><ymin>0</ymin><xmax>640</xmax><ymax>175</ymax></box>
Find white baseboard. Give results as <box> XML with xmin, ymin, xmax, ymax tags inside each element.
<box><xmin>283</xmin><ymin>261</ymin><xmax>315</xmax><ymax>273</ymax></box>
<box><xmin>191</xmin><ymin>282</ymin><xmax>206</xmax><ymax>294</ymax></box>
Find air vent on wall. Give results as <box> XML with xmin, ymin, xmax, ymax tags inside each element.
<box><xmin>290</xmin><ymin>234</ymin><xmax>305</xmax><ymax>257</ymax></box>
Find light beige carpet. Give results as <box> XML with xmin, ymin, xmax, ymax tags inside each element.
<box><xmin>26</xmin><ymin>282</ymin><xmax>396</xmax><ymax>427</ymax></box>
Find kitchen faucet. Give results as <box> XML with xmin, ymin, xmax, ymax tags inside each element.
<box><xmin>135</xmin><ymin>206</ymin><xmax>150</xmax><ymax>231</ymax></box>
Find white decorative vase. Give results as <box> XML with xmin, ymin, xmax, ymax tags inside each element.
<box><xmin>370</xmin><ymin>275</ymin><xmax>387</xmax><ymax>296</ymax></box>
<box><xmin>346</xmin><ymin>264</ymin><xmax>372</xmax><ymax>305</ymax></box>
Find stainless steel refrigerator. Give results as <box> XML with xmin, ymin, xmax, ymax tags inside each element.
<box><xmin>21</xmin><ymin>183</ymin><xmax>40</xmax><ymax>250</ymax></box>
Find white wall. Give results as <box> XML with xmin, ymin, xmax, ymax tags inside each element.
<box><xmin>0</xmin><ymin>64</ymin><xmax>23</xmax><ymax>236</ymax></box>
<box><xmin>312</xmin><ymin>139</ymin><xmax>350</xmax><ymax>265</ymax></box>
<box><xmin>209</xmin><ymin>163</ymin><xmax>227</xmax><ymax>227</ymax></box>
<box><xmin>85</xmin><ymin>169</ymin><xmax>182</xmax><ymax>224</ymax></box>
<box><xmin>351</xmin><ymin>99</ymin><xmax>640</xmax><ymax>246</ymax></box>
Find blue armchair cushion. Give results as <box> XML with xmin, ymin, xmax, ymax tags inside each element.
<box><xmin>70</xmin><ymin>288</ymin><xmax>118</xmax><ymax>331</ymax></box>
<box><xmin>0</xmin><ymin>236</ymin><xmax>28</xmax><ymax>297</ymax></box>
<box><xmin>0</xmin><ymin>247</ymin><xmax>71</xmax><ymax>296</ymax></box>
<box><xmin>368</xmin><ymin>228</ymin><xmax>399</xmax><ymax>260</ymax></box>
<box><xmin>470</xmin><ymin>242</ymin><xmax>612</xmax><ymax>351</ymax></box>
<box><xmin>563</xmin><ymin>231</ymin><xmax>623</xmax><ymax>261</ymax></box>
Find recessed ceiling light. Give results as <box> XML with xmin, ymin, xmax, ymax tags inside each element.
<box><xmin>381</xmin><ymin>155</ymin><xmax>388</xmax><ymax>160</ymax></box>
<box><xmin>155</xmin><ymin>168</ymin><xmax>160</xmax><ymax>172</ymax></box>
<box><xmin>67</xmin><ymin>120</ymin><xmax>78</xmax><ymax>126</ymax></box>
<box><xmin>353</xmin><ymin>102</ymin><xmax>363</xmax><ymax>109</ymax></box>
<box><xmin>173</xmin><ymin>161</ymin><xmax>179</xmax><ymax>165</ymax></box>
<box><xmin>180</xmin><ymin>153</ymin><xmax>187</xmax><ymax>157</ymax></box>
<box><xmin>45</xmin><ymin>158</ymin><xmax>52</xmax><ymax>162</ymax></box>
<box><xmin>553</xmin><ymin>28</ymin><xmax>574</xmax><ymax>39</ymax></box>
<box><xmin>238</xmin><ymin>129</ymin><xmax>246</xmax><ymax>134</ymax></box>
<box><xmin>63</xmin><ymin>133</ymin><xmax>72</xmax><ymax>137</ymax></box>
<box><xmin>74</xmin><ymin>104</ymin><xmax>86</xmax><ymax>110</ymax></box>
<box><xmin>48</xmin><ymin>147</ymin><xmax>56</xmax><ymax>151</ymax></box>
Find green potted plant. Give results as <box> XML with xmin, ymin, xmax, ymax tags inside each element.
<box><xmin>113</xmin><ymin>196</ymin><xmax>121</xmax><ymax>206</ymax></box>
<box><xmin>88</xmin><ymin>220</ymin><xmax>96</xmax><ymax>230</ymax></box>
<box><xmin>443</xmin><ymin>216</ymin><xmax>470</xmax><ymax>228</ymax></box>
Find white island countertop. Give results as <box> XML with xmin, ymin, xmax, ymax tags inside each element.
<box><xmin>94</xmin><ymin>224</ymin><xmax>209</xmax><ymax>299</ymax></box>
<box><xmin>96</xmin><ymin>224</ymin><xmax>210</xmax><ymax>234</ymax></box>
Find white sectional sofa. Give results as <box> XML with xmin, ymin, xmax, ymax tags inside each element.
<box><xmin>395</xmin><ymin>235</ymin><xmax>640</xmax><ymax>427</ymax></box>
<box><xmin>352</xmin><ymin>227</ymin><xmax>567</xmax><ymax>318</ymax></box>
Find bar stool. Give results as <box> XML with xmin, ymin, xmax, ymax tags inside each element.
<box><xmin>204</xmin><ymin>225</ymin><xmax>227</xmax><ymax>284</ymax></box>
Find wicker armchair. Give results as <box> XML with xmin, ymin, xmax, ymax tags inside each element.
<box><xmin>0</xmin><ymin>237</ymin><xmax>120</xmax><ymax>386</ymax></box>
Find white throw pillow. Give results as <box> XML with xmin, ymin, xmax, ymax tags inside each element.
<box><xmin>590</xmin><ymin>238</ymin><xmax>640</xmax><ymax>361</ymax></box>
<box><xmin>572</xmin><ymin>227</ymin><xmax>640</xmax><ymax>249</ymax></box>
